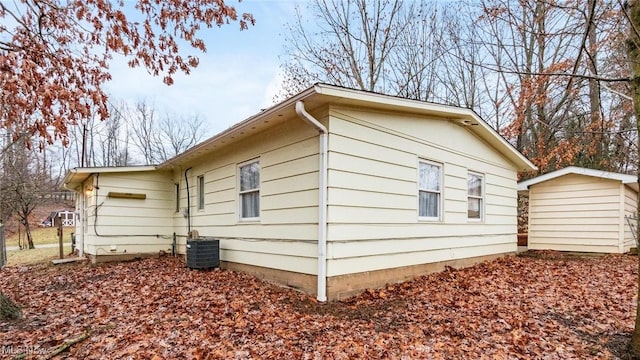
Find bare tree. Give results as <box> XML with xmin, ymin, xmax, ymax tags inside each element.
<box><xmin>158</xmin><ymin>113</ymin><xmax>206</xmax><ymax>159</ymax></box>
<box><xmin>63</xmin><ymin>101</ymin><xmax>133</xmax><ymax>168</ymax></box>
<box><xmin>432</xmin><ymin>4</ymin><xmax>493</xmax><ymax>120</ymax></box>
<box><xmin>388</xmin><ymin>1</ymin><xmax>442</xmax><ymax>101</ymax></box>
<box><xmin>280</xmin><ymin>0</ymin><xmax>408</xmax><ymax>96</ymax></box>
<box><xmin>473</xmin><ymin>1</ymin><xmax>578</xmax><ymax>171</ymax></box>
<box><xmin>99</xmin><ymin>102</ymin><xmax>131</xmax><ymax>166</ymax></box>
<box><xmin>128</xmin><ymin>100</ymin><xmax>206</xmax><ymax>164</ymax></box>
<box><xmin>1</xmin><ymin>136</ymin><xmax>55</xmax><ymax>249</ymax></box>
<box><xmin>61</xmin><ymin>98</ymin><xmax>207</xmax><ymax>168</ymax></box>
<box><xmin>427</xmin><ymin>0</ymin><xmax>632</xmax><ymax>175</ymax></box>
<box><xmin>279</xmin><ymin>0</ymin><xmax>633</xmax><ymax>175</ymax></box>
<box><xmin>130</xmin><ymin>100</ymin><xmax>162</xmax><ymax>165</ymax></box>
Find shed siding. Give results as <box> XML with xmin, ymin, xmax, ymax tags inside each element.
<box><xmin>83</xmin><ymin>172</ymin><xmax>174</xmax><ymax>256</ymax></box>
<box><xmin>325</xmin><ymin>107</ymin><xmax>518</xmax><ymax>277</ymax></box>
<box><xmin>528</xmin><ymin>174</ymin><xmax>621</xmax><ymax>253</ymax></box>
<box><xmin>172</xmin><ymin>117</ymin><xmax>322</xmax><ymax>275</ymax></box>
<box><xmin>624</xmin><ymin>185</ymin><xmax>638</xmax><ymax>251</ymax></box>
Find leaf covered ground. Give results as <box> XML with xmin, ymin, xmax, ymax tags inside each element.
<box><xmin>0</xmin><ymin>252</ymin><xmax>637</xmax><ymax>359</ymax></box>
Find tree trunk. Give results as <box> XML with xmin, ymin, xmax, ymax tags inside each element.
<box><xmin>25</xmin><ymin>221</ymin><xmax>34</xmax><ymax>250</ymax></box>
<box><xmin>587</xmin><ymin>0</ymin><xmax>603</xmax><ymax>168</ymax></box>
<box><xmin>628</xmin><ymin>1</ymin><xmax>640</xmax><ymax>356</ymax></box>
<box><xmin>0</xmin><ymin>291</ymin><xmax>22</xmax><ymax>321</ymax></box>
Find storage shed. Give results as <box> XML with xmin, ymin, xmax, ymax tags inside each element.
<box><xmin>518</xmin><ymin>166</ymin><xmax>638</xmax><ymax>253</ymax></box>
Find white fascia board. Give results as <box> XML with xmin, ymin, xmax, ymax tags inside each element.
<box><xmin>518</xmin><ymin>166</ymin><xmax>637</xmax><ymax>191</ymax></box>
<box><xmin>62</xmin><ymin>165</ymin><xmax>158</xmax><ymax>191</ymax></box>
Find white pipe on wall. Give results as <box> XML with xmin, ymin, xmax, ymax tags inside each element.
<box><xmin>295</xmin><ymin>101</ymin><xmax>328</xmax><ymax>302</ymax></box>
<box><xmin>76</xmin><ymin>191</ymin><xmax>84</xmax><ymax>257</ymax></box>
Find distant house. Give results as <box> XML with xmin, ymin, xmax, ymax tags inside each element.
<box><xmin>518</xmin><ymin>166</ymin><xmax>638</xmax><ymax>253</ymax></box>
<box><xmin>40</xmin><ymin>210</ymin><xmax>75</xmax><ymax>227</ymax></box>
<box><xmin>63</xmin><ymin>84</ymin><xmax>535</xmax><ymax>300</ymax></box>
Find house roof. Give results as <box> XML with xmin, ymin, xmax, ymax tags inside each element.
<box><xmin>157</xmin><ymin>83</ymin><xmax>536</xmax><ymax>172</ymax></box>
<box><xmin>517</xmin><ymin>166</ymin><xmax>638</xmax><ymax>193</ymax></box>
<box><xmin>62</xmin><ymin>166</ymin><xmax>157</xmax><ymax>191</ymax></box>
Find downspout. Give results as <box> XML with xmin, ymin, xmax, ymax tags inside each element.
<box><xmin>184</xmin><ymin>167</ymin><xmax>193</xmax><ymax>236</ymax></box>
<box><xmin>63</xmin><ymin>176</ymin><xmax>84</xmax><ymax>257</ymax></box>
<box><xmin>77</xmin><ymin>190</ymin><xmax>84</xmax><ymax>257</ymax></box>
<box><xmin>92</xmin><ymin>174</ymin><xmax>100</xmax><ymax>237</ymax></box>
<box><xmin>63</xmin><ymin>184</ymin><xmax>87</xmax><ymax>257</ymax></box>
<box><xmin>295</xmin><ymin>101</ymin><xmax>328</xmax><ymax>302</ymax></box>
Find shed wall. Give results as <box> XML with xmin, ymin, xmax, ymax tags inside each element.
<box><xmin>624</xmin><ymin>185</ymin><xmax>638</xmax><ymax>252</ymax></box>
<box><xmin>527</xmin><ymin>174</ymin><xmax>621</xmax><ymax>253</ymax></box>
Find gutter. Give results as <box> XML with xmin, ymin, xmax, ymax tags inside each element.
<box><xmin>295</xmin><ymin>101</ymin><xmax>328</xmax><ymax>302</ymax></box>
<box><xmin>61</xmin><ymin>169</ymin><xmax>88</xmax><ymax>257</ymax></box>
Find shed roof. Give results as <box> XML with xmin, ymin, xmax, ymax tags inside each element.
<box><xmin>517</xmin><ymin>166</ymin><xmax>638</xmax><ymax>194</ymax></box>
<box><xmin>157</xmin><ymin>83</ymin><xmax>536</xmax><ymax>172</ymax></box>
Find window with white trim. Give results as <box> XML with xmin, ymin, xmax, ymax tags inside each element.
<box><xmin>197</xmin><ymin>175</ymin><xmax>205</xmax><ymax>211</ymax></box>
<box><xmin>418</xmin><ymin>160</ymin><xmax>441</xmax><ymax>220</ymax></box>
<box><xmin>239</xmin><ymin>160</ymin><xmax>260</xmax><ymax>220</ymax></box>
<box><xmin>467</xmin><ymin>172</ymin><xmax>483</xmax><ymax>220</ymax></box>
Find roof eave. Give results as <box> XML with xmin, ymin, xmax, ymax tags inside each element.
<box><xmin>62</xmin><ymin>165</ymin><xmax>158</xmax><ymax>192</ymax></box>
<box><xmin>315</xmin><ymin>84</ymin><xmax>536</xmax><ymax>172</ymax></box>
<box><xmin>468</xmin><ymin>114</ymin><xmax>536</xmax><ymax>172</ymax></box>
<box><xmin>157</xmin><ymin>86</ymin><xmax>318</xmax><ymax>170</ymax></box>
<box><xmin>157</xmin><ymin>83</ymin><xmax>535</xmax><ymax>172</ymax></box>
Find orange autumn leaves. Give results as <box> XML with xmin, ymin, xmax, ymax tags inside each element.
<box><xmin>0</xmin><ymin>252</ymin><xmax>635</xmax><ymax>359</ymax></box>
<box><xmin>0</xmin><ymin>0</ymin><xmax>254</xmax><ymax>149</ymax></box>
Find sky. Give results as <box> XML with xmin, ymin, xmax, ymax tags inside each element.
<box><xmin>105</xmin><ymin>0</ymin><xmax>302</xmax><ymax>137</ymax></box>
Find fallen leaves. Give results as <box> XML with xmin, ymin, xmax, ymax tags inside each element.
<box><xmin>0</xmin><ymin>252</ymin><xmax>636</xmax><ymax>359</ymax></box>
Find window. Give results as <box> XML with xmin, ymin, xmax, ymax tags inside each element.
<box><xmin>418</xmin><ymin>160</ymin><xmax>441</xmax><ymax>219</ymax></box>
<box><xmin>175</xmin><ymin>183</ymin><xmax>180</xmax><ymax>213</ymax></box>
<box><xmin>239</xmin><ymin>160</ymin><xmax>260</xmax><ymax>219</ymax></box>
<box><xmin>468</xmin><ymin>172</ymin><xmax>483</xmax><ymax>220</ymax></box>
<box><xmin>197</xmin><ymin>175</ymin><xmax>205</xmax><ymax>210</ymax></box>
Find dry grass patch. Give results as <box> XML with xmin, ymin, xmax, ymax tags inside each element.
<box><xmin>5</xmin><ymin>227</ymin><xmax>75</xmax><ymax>247</ymax></box>
<box><xmin>7</xmin><ymin>246</ymin><xmax>72</xmax><ymax>266</ymax></box>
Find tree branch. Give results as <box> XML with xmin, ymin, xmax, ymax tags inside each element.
<box><xmin>442</xmin><ymin>44</ymin><xmax>629</xmax><ymax>82</ymax></box>
<box><xmin>41</xmin><ymin>332</ymin><xmax>90</xmax><ymax>360</ymax></box>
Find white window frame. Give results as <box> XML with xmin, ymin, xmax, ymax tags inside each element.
<box><xmin>197</xmin><ymin>175</ymin><xmax>205</xmax><ymax>211</ymax></box>
<box><xmin>467</xmin><ymin>171</ymin><xmax>484</xmax><ymax>221</ymax></box>
<box><xmin>238</xmin><ymin>159</ymin><xmax>260</xmax><ymax>221</ymax></box>
<box><xmin>418</xmin><ymin>159</ymin><xmax>442</xmax><ymax>221</ymax></box>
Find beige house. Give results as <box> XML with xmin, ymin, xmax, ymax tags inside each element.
<box><xmin>518</xmin><ymin>166</ymin><xmax>638</xmax><ymax>253</ymax></box>
<box><xmin>64</xmin><ymin>84</ymin><xmax>536</xmax><ymax>300</ymax></box>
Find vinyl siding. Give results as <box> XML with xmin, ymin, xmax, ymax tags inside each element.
<box><xmin>71</xmin><ymin>92</ymin><xmax>535</xmax><ymax>297</ymax></box>
<box><xmin>325</xmin><ymin>106</ymin><xmax>518</xmax><ymax>276</ymax></box>
<box><xmin>527</xmin><ymin>174</ymin><xmax>622</xmax><ymax>253</ymax></box>
<box><xmin>172</xmin><ymin>116</ymin><xmax>321</xmax><ymax>275</ymax></box>
<box><xmin>83</xmin><ymin>171</ymin><xmax>174</xmax><ymax>256</ymax></box>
